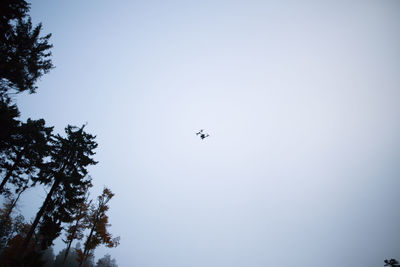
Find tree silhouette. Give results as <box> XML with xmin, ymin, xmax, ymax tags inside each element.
<box><xmin>0</xmin><ymin>118</ymin><xmax>53</xmax><ymax>193</ymax></box>
<box><xmin>0</xmin><ymin>0</ymin><xmax>53</xmax><ymax>95</ymax></box>
<box><xmin>78</xmin><ymin>188</ymin><xmax>119</xmax><ymax>267</ymax></box>
<box><xmin>41</xmin><ymin>247</ymin><xmax>54</xmax><ymax>267</ymax></box>
<box><xmin>61</xmin><ymin>191</ymin><xmax>92</xmax><ymax>266</ymax></box>
<box><xmin>0</xmin><ymin>200</ymin><xmax>25</xmax><ymax>253</ymax></box>
<box><xmin>0</xmin><ymin>0</ymin><xmax>29</xmax><ymax>24</ymax></box>
<box><xmin>0</xmin><ymin>215</ymin><xmax>31</xmax><ymax>266</ymax></box>
<box><xmin>18</xmin><ymin>125</ymin><xmax>97</xmax><ymax>258</ymax></box>
<box><xmin>95</xmin><ymin>254</ymin><xmax>118</xmax><ymax>267</ymax></box>
<box><xmin>54</xmin><ymin>243</ymin><xmax>94</xmax><ymax>267</ymax></box>
<box><xmin>0</xmin><ymin>2</ymin><xmax>121</xmax><ymax>266</ymax></box>
<box><xmin>0</xmin><ymin>0</ymin><xmax>53</xmax><ymax>162</ymax></box>
<box><xmin>0</xmin><ymin>98</ymin><xmax>20</xmax><ymax>155</ymax></box>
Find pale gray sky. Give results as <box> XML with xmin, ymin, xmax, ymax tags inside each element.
<box><xmin>15</xmin><ymin>0</ymin><xmax>400</xmax><ymax>266</ymax></box>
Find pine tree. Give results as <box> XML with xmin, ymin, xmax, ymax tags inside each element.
<box><xmin>0</xmin><ymin>118</ymin><xmax>53</xmax><ymax>193</ymax></box>
<box><xmin>0</xmin><ymin>0</ymin><xmax>53</xmax><ymax>165</ymax></box>
<box><xmin>0</xmin><ymin>0</ymin><xmax>53</xmax><ymax>95</ymax></box>
<box><xmin>0</xmin><ymin>97</ymin><xmax>20</xmax><ymax>155</ymax></box>
<box><xmin>18</xmin><ymin>125</ymin><xmax>97</xmax><ymax>258</ymax></box>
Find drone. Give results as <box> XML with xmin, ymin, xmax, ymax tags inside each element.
<box><xmin>196</xmin><ymin>129</ymin><xmax>209</xmax><ymax>140</ymax></box>
<box><xmin>384</xmin><ymin>259</ymin><xmax>400</xmax><ymax>267</ymax></box>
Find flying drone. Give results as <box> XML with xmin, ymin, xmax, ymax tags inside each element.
<box><xmin>196</xmin><ymin>129</ymin><xmax>209</xmax><ymax>140</ymax></box>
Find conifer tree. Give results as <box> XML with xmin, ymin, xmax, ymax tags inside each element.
<box><xmin>0</xmin><ymin>98</ymin><xmax>20</xmax><ymax>155</ymax></box>
<box><xmin>18</xmin><ymin>125</ymin><xmax>97</xmax><ymax>257</ymax></box>
<box><xmin>0</xmin><ymin>0</ymin><xmax>53</xmax><ymax>95</ymax></box>
<box><xmin>0</xmin><ymin>118</ymin><xmax>53</xmax><ymax>193</ymax></box>
<box><xmin>0</xmin><ymin>0</ymin><xmax>53</xmax><ymax>157</ymax></box>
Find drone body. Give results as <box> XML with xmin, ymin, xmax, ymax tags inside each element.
<box><xmin>196</xmin><ymin>129</ymin><xmax>210</xmax><ymax>140</ymax></box>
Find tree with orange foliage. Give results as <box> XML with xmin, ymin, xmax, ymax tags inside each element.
<box><xmin>61</xmin><ymin>191</ymin><xmax>91</xmax><ymax>266</ymax></box>
<box><xmin>78</xmin><ymin>188</ymin><xmax>120</xmax><ymax>267</ymax></box>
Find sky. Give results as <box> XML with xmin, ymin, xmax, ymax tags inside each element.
<box><xmin>13</xmin><ymin>0</ymin><xmax>400</xmax><ymax>266</ymax></box>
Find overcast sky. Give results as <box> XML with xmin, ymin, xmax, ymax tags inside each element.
<box><xmin>15</xmin><ymin>0</ymin><xmax>400</xmax><ymax>266</ymax></box>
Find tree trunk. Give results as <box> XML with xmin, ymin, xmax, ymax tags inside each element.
<box><xmin>4</xmin><ymin>187</ymin><xmax>25</xmax><ymax>220</ymax></box>
<box><xmin>61</xmin><ymin>239</ymin><xmax>73</xmax><ymax>267</ymax></box>
<box><xmin>64</xmin><ymin>195</ymin><xmax>90</xmax><ymax>266</ymax></box>
<box><xmin>79</xmin><ymin>223</ymin><xmax>96</xmax><ymax>267</ymax></box>
<box><xmin>17</xmin><ymin>178</ymin><xmax>60</xmax><ymax>258</ymax></box>
<box><xmin>62</xmin><ymin>215</ymin><xmax>82</xmax><ymax>266</ymax></box>
<box><xmin>79</xmin><ymin>203</ymin><xmax>101</xmax><ymax>267</ymax></box>
<box><xmin>6</xmin><ymin>192</ymin><xmax>20</xmax><ymax>217</ymax></box>
<box><xmin>0</xmin><ymin>188</ymin><xmax>27</xmax><ymax>254</ymax></box>
<box><xmin>0</xmin><ymin>150</ymin><xmax>23</xmax><ymax>192</ymax></box>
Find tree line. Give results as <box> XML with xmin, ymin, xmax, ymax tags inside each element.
<box><xmin>0</xmin><ymin>1</ymin><xmax>119</xmax><ymax>266</ymax></box>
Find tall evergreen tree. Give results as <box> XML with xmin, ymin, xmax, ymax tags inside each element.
<box><xmin>18</xmin><ymin>125</ymin><xmax>97</xmax><ymax>258</ymax></box>
<box><xmin>0</xmin><ymin>0</ymin><xmax>53</xmax><ymax>159</ymax></box>
<box><xmin>0</xmin><ymin>118</ymin><xmax>53</xmax><ymax>193</ymax></box>
<box><xmin>0</xmin><ymin>0</ymin><xmax>53</xmax><ymax>96</ymax></box>
<box><xmin>0</xmin><ymin>98</ymin><xmax>19</xmax><ymax>155</ymax></box>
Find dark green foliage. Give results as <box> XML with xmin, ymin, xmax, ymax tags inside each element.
<box><xmin>0</xmin><ymin>0</ymin><xmax>53</xmax><ymax>95</ymax></box>
<box><xmin>19</xmin><ymin>125</ymin><xmax>97</xmax><ymax>256</ymax></box>
<box><xmin>0</xmin><ymin>0</ymin><xmax>29</xmax><ymax>25</ymax></box>
<box><xmin>62</xmin><ymin>192</ymin><xmax>91</xmax><ymax>265</ymax></box>
<box><xmin>34</xmin><ymin>125</ymin><xmax>97</xmax><ymax>188</ymax></box>
<box><xmin>0</xmin><ymin>2</ymin><xmax>119</xmax><ymax>266</ymax></box>
<box><xmin>0</xmin><ymin>118</ymin><xmax>53</xmax><ymax>193</ymax></box>
<box><xmin>37</xmin><ymin>213</ymin><xmax>63</xmax><ymax>250</ymax></box>
<box><xmin>0</xmin><ymin>98</ymin><xmax>20</xmax><ymax>154</ymax></box>
<box><xmin>0</xmin><ymin>0</ymin><xmax>53</xmax><ymax>188</ymax></box>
